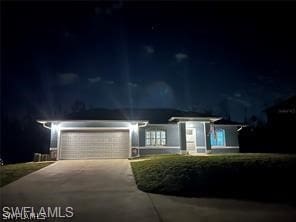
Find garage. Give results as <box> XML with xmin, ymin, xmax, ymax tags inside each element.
<box><xmin>59</xmin><ymin>130</ymin><xmax>130</xmax><ymax>159</ymax></box>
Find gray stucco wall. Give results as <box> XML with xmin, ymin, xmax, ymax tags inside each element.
<box><xmin>178</xmin><ymin>122</ymin><xmax>186</xmax><ymax>151</ymax></box>
<box><xmin>213</xmin><ymin>125</ymin><xmax>239</xmax><ymax>147</ymax></box>
<box><xmin>205</xmin><ymin>122</ymin><xmax>212</xmax><ymax>150</ymax></box>
<box><xmin>50</xmin><ymin>128</ymin><xmax>58</xmax><ymax>148</ymax></box>
<box><xmin>196</xmin><ymin>148</ymin><xmax>206</xmax><ymax>153</ymax></box>
<box><xmin>139</xmin><ymin>124</ymin><xmax>180</xmax><ymax>147</ymax></box>
<box><xmin>139</xmin><ymin>148</ymin><xmax>180</xmax><ymax>155</ymax></box>
<box><xmin>131</xmin><ymin>127</ymin><xmax>139</xmax><ymax>147</ymax></box>
<box><xmin>210</xmin><ymin>148</ymin><xmax>239</xmax><ymax>153</ymax></box>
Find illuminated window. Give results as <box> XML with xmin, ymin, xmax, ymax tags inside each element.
<box><xmin>145</xmin><ymin>130</ymin><xmax>166</xmax><ymax>146</ymax></box>
<box><xmin>210</xmin><ymin>129</ymin><xmax>225</xmax><ymax>146</ymax></box>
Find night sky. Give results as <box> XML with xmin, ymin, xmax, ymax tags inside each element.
<box><xmin>2</xmin><ymin>1</ymin><xmax>296</xmax><ymax>121</ymax></box>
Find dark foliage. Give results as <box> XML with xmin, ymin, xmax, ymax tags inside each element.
<box><xmin>239</xmin><ymin>96</ymin><xmax>296</xmax><ymax>153</ymax></box>
<box><xmin>1</xmin><ymin>115</ymin><xmax>50</xmax><ymax>164</ymax></box>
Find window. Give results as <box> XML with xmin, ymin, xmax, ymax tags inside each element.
<box><xmin>210</xmin><ymin>129</ymin><xmax>225</xmax><ymax>146</ymax></box>
<box><xmin>186</xmin><ymin>129</ymin><xmax>193</xmax><ymax>135</ymax></box>
<box><xmin>145</xmin><ymin>130</ymin><xmax>166</xmax><ymax>146</ymax></box>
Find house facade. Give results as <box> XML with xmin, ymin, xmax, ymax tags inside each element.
<box><xmin>38</xmin><ymin>117</ymin><xmax>242</xmax><ymax>160</ymax></box>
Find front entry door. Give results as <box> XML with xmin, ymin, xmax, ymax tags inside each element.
<box><xmin>186</xmin><ymin>128</ymin><xmax>196</xmax><ymax>153</ymax></box>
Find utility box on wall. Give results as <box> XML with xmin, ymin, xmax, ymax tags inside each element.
<box><xmin>50</xmin><ymin>150</ymin><xmax>57</xmax><ymax>160</ymax></box>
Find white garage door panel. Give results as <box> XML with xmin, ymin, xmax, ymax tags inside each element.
<box><xmin>60</xmin><ymin>131</ymin><xmax>129</xmax><ymax>159</ymax></box>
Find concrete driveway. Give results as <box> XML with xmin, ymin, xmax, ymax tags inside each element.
<box><xmin>1</xmin><ymin>160</ymin><xmax>159</xmax><ymax>222</ymax></box>
<box><xmin>1</xmin><ymin>160</ymin><xmax>296</xmax><ymax>222</ymax></box>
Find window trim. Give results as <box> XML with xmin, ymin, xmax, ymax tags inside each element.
<box><xmin>145</xmin><ymin>129</ymin><xmax>167</xmax><ymax>146</ymax></box>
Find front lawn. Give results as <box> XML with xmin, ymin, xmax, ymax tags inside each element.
<box><xmin>0</xmin><ymin>162</ymin><xmax>54</xmax><ymax>187</ymax></box>
<box><xmin>131</xmin><ymin>154</ymin><xmax>296</xmax><ymax>203</ymax></box>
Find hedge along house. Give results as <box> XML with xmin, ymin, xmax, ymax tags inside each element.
<box><xmin>37</xmin><ymin>115</ymin><xmax>244</xmax><ymax>160</ymax></box>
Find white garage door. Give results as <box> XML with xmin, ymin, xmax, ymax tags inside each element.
<box><xmin>59</xmin><ymin>131</ymin><xmax>130</xmax><ymax>159</ymax></box>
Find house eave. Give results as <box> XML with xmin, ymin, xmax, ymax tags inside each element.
<box><xmin>213</xmin><ymin>124</ymin><xmax>247</xmax><ymax>127</ymax></box>
<box><xmin>37</xmin><ymin>119</ymin><xmax>149</xmax><ymax>123</ymax></box>
<box><xmin>168</xmin><ymin>116</ymin><xmax>222</xmax><ymax>123</ymax></box>
<box><xmin>36</xmin><ymin>119</ymin><xmax>149</xmax><ymax>129</ymax></box>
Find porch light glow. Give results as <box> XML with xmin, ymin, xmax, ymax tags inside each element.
<box><xmin>186</xmin><ymin>123</ymin><xmax>194</xmax><ymax>128</ymax></box>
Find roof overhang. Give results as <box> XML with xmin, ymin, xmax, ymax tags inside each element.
<box><xmin>214</xmin><ymin>124</ymin><xmax>247</xmax><ymax>127</ymax></box>
<box><xmin>37</xmin><ymin>119</ymin><xmax>149</xmax><ymax>123</ymax></box>
<box><xmin>168</xmin><ymin>116</ymin><xmax>222</xmax><ymax>123</ymax></box>
<box><xmin>36</xmin><ymin>120</ymin><xmax>149</xmax><ymax>130</ymax></box>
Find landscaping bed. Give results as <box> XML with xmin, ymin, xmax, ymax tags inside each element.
<box><xmin>0</xmin><ymin>161</ymin><xmax>54</xmax><ymax>187</ymax></box>
<box><xmin>131</xmin><ymin>154</ymin><xmax>296</xmax><ymax>203</ymax></box>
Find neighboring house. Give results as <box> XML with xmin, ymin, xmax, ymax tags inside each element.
<box><xmin>265</xmin><ymin>96</ymin><xmax>296</xmax><ymax>127</ymax></box>
<box><xmin>37</xmin><ymin>115</ymin><xmax>244</xmax><ymax>160</ymax></box>
<box><xmin>263</xmin><ymin>96</ymin><xmax>296</xmax><ymax>153</ymax></box>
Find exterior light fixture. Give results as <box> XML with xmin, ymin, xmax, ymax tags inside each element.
<box><xmin>130</xmin><ymin>123</ymin><xmax>138</xmax><ymax>132</ymax></box>
<box><xmin>51</xmin><ymin>123</ymin><xmax>60</xmax><ymax>131</ymax></box>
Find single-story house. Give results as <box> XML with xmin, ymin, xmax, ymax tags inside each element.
<box><xmin>37</xmin><ymin>116</ymin><xmax>244</xmax><ymax>160</ymax></box>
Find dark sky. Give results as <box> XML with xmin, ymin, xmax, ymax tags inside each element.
<box><xmin>2</xmin><ymin>1</ymin><xmax>296</xmax><ymax>121</ymax></box>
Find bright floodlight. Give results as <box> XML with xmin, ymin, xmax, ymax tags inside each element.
<box><xmin>51</xmin><ymin>123</ymin><xmax>60</xmax><ymax>131</ymax></box>
<box><xmin>130</xmin><ymin>123</ymin><xmax>138</xmax><ymax>132</ymax></box>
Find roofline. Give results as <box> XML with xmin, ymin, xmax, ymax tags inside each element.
<box><xmin>213</xmin><ymin>124</ymin><xmax>247</xmax><ymax>127</ymax></box>
<box><xmin>168</xmin><ymin>116</ymin><xmax>222</xmax><ymax>122</ymax></box>
<box><xmin>36</xmin><ymin>120</ymin><xmax>150</xmax><ymax>130</ymax></box>
<box><xmin>36</xmin><ymin>120</ymin><xmax>149</xmax><ymax>124</ymax></box>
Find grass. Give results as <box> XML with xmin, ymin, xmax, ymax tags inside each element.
<box><xmin>131</xmin><ymin>154</ymin><xmax>296</xmax><ymax>203</ymax></box>
<box><xmin>0</xmin><ymin>161</ymin><xmax>54</xmax><ymax>187</ymax></box>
